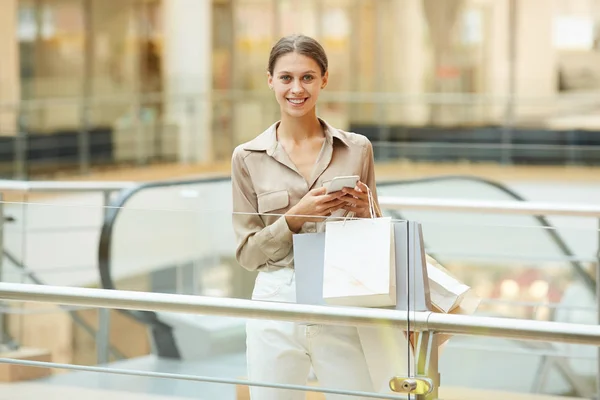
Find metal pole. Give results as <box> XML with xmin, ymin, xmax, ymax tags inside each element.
<box><xmin>502</xmin><ymin>0</ymin><xmax>517</xmax><ymax>165</ymax></box>
<box><xmin>374</xmin><ymin>0</ymin><xmax>389</xmax><ymax>161</ymax></box>
<box><xmin>79</xmin><ymin>103</ymin><xmax>91</xmax><ymax>175</ymax></box>
<box><xmin>186</xmin><ymin>97</ymin><xmax>197</xmax><ymax>163</ymax></box>
<box><xmin>1</xmin><ymin>282</ymin><xmax>600</xmax><ymax>345</ymax></box>
<box><xmin>81</xmin><ymin>0</ymin><xmax>94</xmax><ymax>175</ymax></box>
<box><xmin>596</xmin><ymin>217</ymin><xmax>600</xmax><ymax>400</ymax></box>
<box><xmin>14</xmin><ymin>111</ymin><xmax>28</xmax><ymax>180</ymax></box>
<box><xmin>135</xmin><ymin>101</ymin><xmax>145</xmax><ymax>165</ymax></box>
<box><xmin>0</xmin><ymin>193</ymin><xmax>4</xmax><ymax>346</ymax></box>
<box><xmin>414</xmin><ymin>332</ymin><xmax>439</xmax><ymax>400</ymax></box>
<box><xmin>96</xmin><ymin>308</ymin><xmax>110</xmax><ymax>364</ymax></box>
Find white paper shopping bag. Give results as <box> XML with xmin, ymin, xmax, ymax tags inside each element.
<box><xmin>426</xmin><ymin>254</ymin><xmax>471</xmax><ymax>313</ymax></box>
<box><xmin>323</xmin><ymin>216</ymin><xmax>396</xmax><ymax>307</ymax></box>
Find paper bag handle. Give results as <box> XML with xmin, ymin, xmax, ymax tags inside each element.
<box><xmin>366</xmin><ymin>185</ymin><xmax>376</xmax><ymax>219</ymax></box>
<box><xmin>341</xmin><ymin>184</ymin><xmax>376</xmax><ymax>222</ymax></box>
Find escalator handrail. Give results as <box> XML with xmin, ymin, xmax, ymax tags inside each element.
<box><xmin>97</xmin><ymin>175</ymin><xmax>231</xmax><ymax>348</ymax></box>
<box><xmin>377</xmin><ymin>175</ymin><xmax>595</xmax><ymax>293</ymax></box>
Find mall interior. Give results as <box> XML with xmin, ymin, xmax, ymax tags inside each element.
<box><xmin>0</xmin><ymin>0</ymin><xmax>599</xmax><ymax>399</ymax></box>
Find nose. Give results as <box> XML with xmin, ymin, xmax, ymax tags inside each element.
<box><xmin>291</xmin><ymin>79</ymin><xmax>304</xmax><ymax>94</ymax></box>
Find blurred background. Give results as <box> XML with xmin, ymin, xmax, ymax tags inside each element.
<box><xmin>0</xmin><ymin>1</ymin><xmax>599</xmax><ymax>399</ymax></box>
<box><xmin>1</xmin><ymin>0</ymin><xmax>600</xmax><ymax>177</ymax></box>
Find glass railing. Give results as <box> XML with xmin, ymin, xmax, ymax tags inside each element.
<box><xmin>0</xmin><ymin>183</ymin><xmax>132</xmax><ymax>368</ymax></box>
<box><xmin>0</xmin><ymin>223</ymin><xmax>597</xmax><ymax>400</ymax></box>
<box><xmin>0</xmin><ymin>175</ymin><xmax>598</xmax><ymax>399</ymax></box>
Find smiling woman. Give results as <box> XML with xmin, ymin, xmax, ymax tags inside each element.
<box><xmin>230</xmin><ymin>34</ymin><xmax>395</xmax><ymax>400</ymax></box>
<box><xmin>267</xmin><ymin>35</ymin><xmax>329</xmax><ymax>120</ymax></box>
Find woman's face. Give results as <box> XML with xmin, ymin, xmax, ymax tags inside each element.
<box><xmin>268</xmin><ymin>52</ymin><xmax>328</xmax><ymax>119</ymax></box>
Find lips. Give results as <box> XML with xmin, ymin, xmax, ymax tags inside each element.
<box><xmin>287</xmin><ymin>98</ymin><xmax>307</xmax><ymax>106</ymax></box>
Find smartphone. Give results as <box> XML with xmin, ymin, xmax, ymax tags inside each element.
<box><xmin>324</xmin><ymin>175</ymin><xmax>359</xmax><ymax>194</ymax></box>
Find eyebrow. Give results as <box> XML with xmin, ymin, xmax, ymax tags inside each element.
<box><xmin>277</xmin><ymin>70</ymin><xmax>318</xmax><ymax>75</ymax></box>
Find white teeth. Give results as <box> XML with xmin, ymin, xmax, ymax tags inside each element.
<box><xmin>288</xmin><ymin>98</ymin><xmax>306</xmax><ymax>104</ymax></box>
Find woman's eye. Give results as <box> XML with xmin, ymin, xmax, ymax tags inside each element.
<box><xmin>280</xmin><ymin>75</ymin><xmax>291</xmax><ymax>81</ymax></box>
<box><xmin>303</xmin><ymin>75</ymin><xmax>314</xmax><ymax>81</ymax></box>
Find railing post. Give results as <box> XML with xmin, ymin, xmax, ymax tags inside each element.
<box><xmin>0</xmin><ymin>192</ymin><xmax>4</xmax><ymax>346</ymax></box>
<box><xmin>414</xmin><ymin>331</ymin><xmax>439</xmax><ymax>400</ymax></box>
<box><xmin>14</xmin><ymin>110</ymin><xmax>28</xmax><ymax>180</ymax></box>
<box><xmin>596</xmin><ymin>217</ymin><xmax>599</xmax><ymax>400</ymax></box>
<box><xmin>96</xmin><ymin>308</ymin><xmax>110</xmax><ymax>365</ymax></box>
<box><xmin>134</xmin><ymin>100</ymin><xmax>146</xmax><ymax>165</ymax></box>
<box><xmin>79</xmin><ymin>102</ymin><xmax>91</xmax><ymax>175</ymax></box>
<box><xmin>186</xmin><ymin>96</ymin><xmax>197</xmax><ymax>163</ymax></box>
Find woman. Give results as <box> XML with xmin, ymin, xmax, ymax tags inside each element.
<box><xmin>231</xmin><ymin>34</ymin><xmax>384</xmax><ymax>399</ymax></box>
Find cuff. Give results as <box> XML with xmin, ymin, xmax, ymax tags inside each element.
<box><xmin>267</xmin><ymin>216</ymin><xmax>294</xmax><ymax>245</ymax></box>
<box><xmin>258</xmin><ymin>216</ymin><xmax>294</xmax><ymax>259</ymax></box>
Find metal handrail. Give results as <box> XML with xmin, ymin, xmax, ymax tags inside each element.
<box><xmin>0</xmin><ymin>282</ymin><xmax>598</xmax><ymax>346</ymax></box>
<box><xmin>379</xmin><ymin>196</ymin><xmax>600</xmax><ymax>217</ymax></box>
<box><xmin>0</xmin><ymin>180</ymin><xmax>134</xmax><ymax>193</ymax></box>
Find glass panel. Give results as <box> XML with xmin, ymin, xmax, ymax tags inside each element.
<box><xmin>1</xmin><ymin>176</ymin><xmax>598</xmax><ymax>398</ymax></box>
<box><xmin>109</xmin><ymin>180</ymin><xmax>237</xmax><ymax>298</ymax></box>
<box><xmin>103</xmin><ymin>180</ymin><xmax>416</xmax><ymax>397</ymax></box>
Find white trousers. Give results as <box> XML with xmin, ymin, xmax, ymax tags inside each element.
<box><xmin>246</xmin><ymin>267</ymin><xmax>412</xmax><ymax>400</ymax></box>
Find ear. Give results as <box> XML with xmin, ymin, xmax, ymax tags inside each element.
<box><xmin>321</xmin><ymin>70</ymin><xmax>329</xmax><ymax>89</ymax></box>
<box><xmin>267</xmin><ymin>72</ymin><xmax>274</xmax><ymax>90</ymax></box>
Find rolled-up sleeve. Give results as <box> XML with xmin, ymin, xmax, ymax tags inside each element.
<box><xmin>361</xmin><ymin>138</ymin><xmax>382</xmax><ymax>217</ymax></box>
<box><xmin>231</xmin><ymin>147</ymin><xmax>293</xmax><ymax>271</ymax></box>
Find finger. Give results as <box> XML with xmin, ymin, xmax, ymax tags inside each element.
<box><xmin>317</xmin><ymin>199</ymin><xmax>345</xmax><ymax>214</ymax></box>
<box><xmin>356</xmin><ymin>181</ymin><xmax>369</xmax><ymax>192</ymax></box>
<box><xmin>340</xmin><ymin>194</ymin><xmax>369</xmax><ymax>206</ymax></box>
<box><xmin>318</xmin><ymin>192</ymin><xmax>346</xmax><ymax>204</ymax></box>
<box><xmin>311</xmin><ymin>187</ymin><xmax>327</xmax><ymax>196</ymax></box>
<box><xmin>342</xmin><ymin>188</ymin><xmax>368</xmax><ymax>200</ymax></box>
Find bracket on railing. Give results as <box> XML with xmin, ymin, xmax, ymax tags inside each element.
<box><xmin>388</xmin><ymin>332</ymin><xmax>439</xmax><ymax>399</ymax></box>
<box><xmin>389</xmin><ymin>375</ymin><xmax>434</xmax><ymax>395</ymax></box>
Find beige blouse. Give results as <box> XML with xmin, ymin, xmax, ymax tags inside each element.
<box><xmin>231</xmin><ymin>118</ymin><xmax>380</xmax><ymax>272</ymax></box>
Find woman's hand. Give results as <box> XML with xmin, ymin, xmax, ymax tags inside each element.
<box><xmin>340</xmin><ymin>181</ymin><xmax>374</xmax><ymax>218</ymax></box>
<box><xmin>285</xmin><ymin>187</ymin><xmax>346</xmax><ymax>232</ymax></box>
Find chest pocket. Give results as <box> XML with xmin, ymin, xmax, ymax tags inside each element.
<box><xmin>257</xmin><ymin>190</ymin><xmax>290</xmax><ymax>214</ymax></box>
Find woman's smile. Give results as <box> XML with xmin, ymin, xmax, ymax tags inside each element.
<box><xmin>287</xmin><ymin>97</ymin><xmax>308</xmax><ymax>106</ymax></box>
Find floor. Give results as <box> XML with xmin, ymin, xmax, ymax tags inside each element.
<box><xmin>0</xmin><ymin>383</ymin><xmax>185</xmax><ymax>400</ymax></box>
<box><xmin>0</xmin><ymin>383</ymin><xmax>583</xmax><ymax>400</ymax></box>
<box><xmin>37</xmin><ymin>353</ymin><xmax>246</xmax><ymax>400</ymax></box>
<box><xmin>29</xmin><ymin>336</ymin><xmax>595</xmax><ymax>399</ymax></box>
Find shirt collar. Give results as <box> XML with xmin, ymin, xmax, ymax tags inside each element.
<box><xmin>242</xmin><ymin>118</ymin><xmax>349</xmax><ymax>153</ymax></box>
